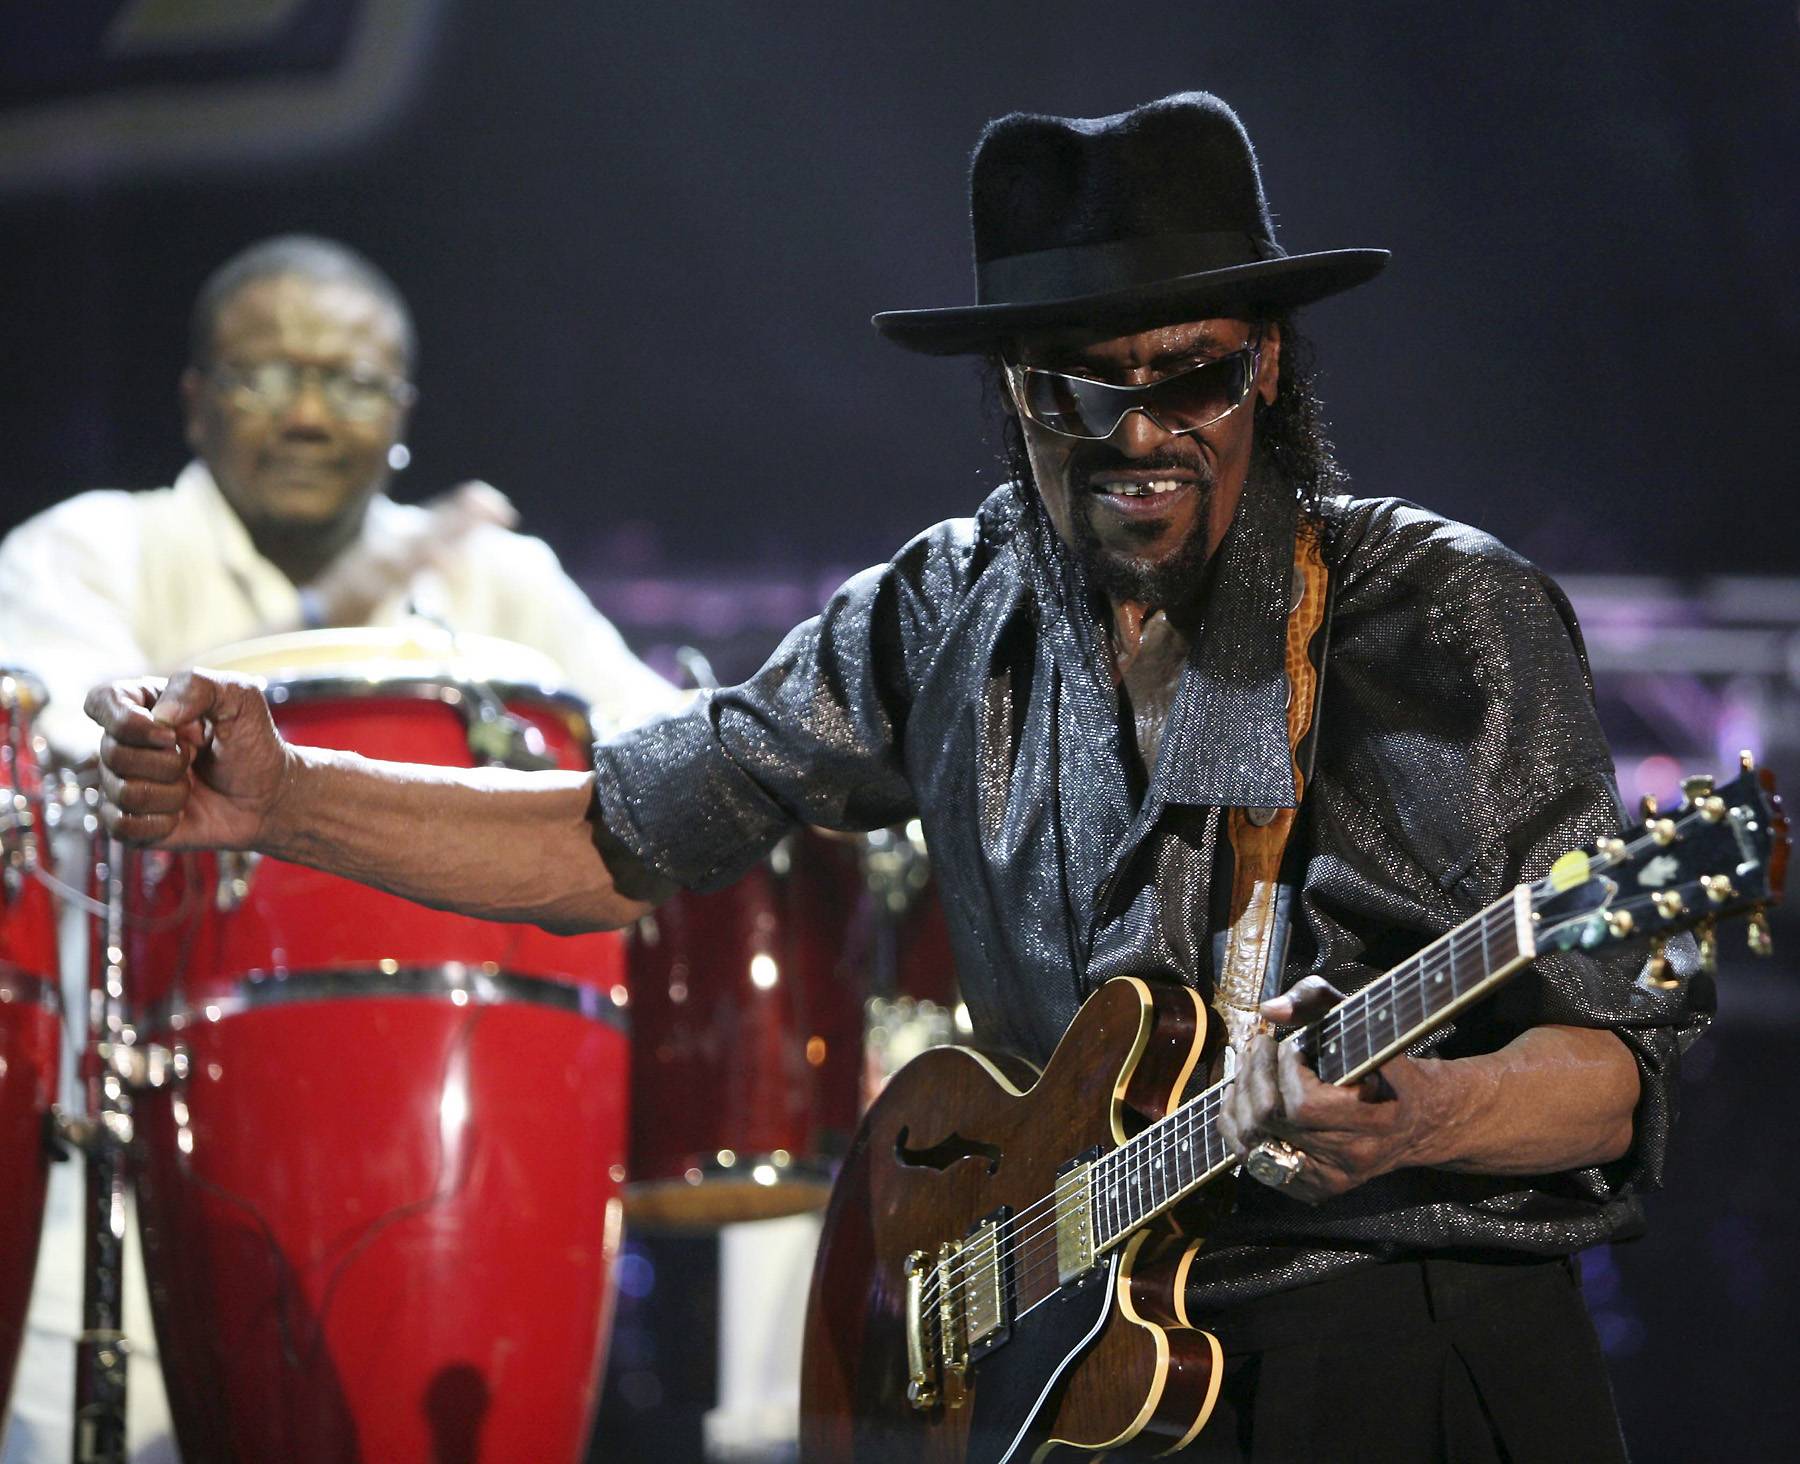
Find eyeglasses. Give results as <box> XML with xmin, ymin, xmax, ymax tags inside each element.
<box><xmin>1004</xmin><ymin>339</ymin><xmax>1262</xmax><ymax>440</ymax></box>
<box><xmin>208</xmin><ymin>361</ymin><xmax>417</xmax><ymax>421</ymax></box>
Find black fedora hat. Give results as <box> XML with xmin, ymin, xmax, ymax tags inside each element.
<box><xmin>873</xmin><ymin>91</ymin><xmax>1388</xmax><ymax>356</ymax></box>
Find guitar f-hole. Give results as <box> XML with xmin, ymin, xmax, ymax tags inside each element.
<box><xmin>895</xmin><ymin>1124</ymin><xmax>1003</xmax><ymax>1174</ymax></box>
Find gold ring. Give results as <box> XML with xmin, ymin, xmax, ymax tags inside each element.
<box><xmin>1245</xmin><ymin>1138</ymin><xmax>1306</xmax><ymax>1188</ymax></box>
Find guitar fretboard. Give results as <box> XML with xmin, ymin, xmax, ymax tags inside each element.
<box><xmin>1088</xmin><ymin>888</ymin><xmax>1530</xmax><ymax>1249</ymax></box>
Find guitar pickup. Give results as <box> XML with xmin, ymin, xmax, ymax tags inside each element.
<box><xmin>963</xmin><ymin>1209</ymin><xmax>1011</xmax><ymax>1363</ymax></box>
<box><xmin>1054</xmin><ymin>1155</ymin><xmax>1095</xmax><ymax>1283</ymax></box>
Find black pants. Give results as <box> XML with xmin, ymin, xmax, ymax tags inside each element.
<box><xmin>1180</xmin><ymin>1256</ymin><xmax>1628</xmax><ymax>1463</ymax></box>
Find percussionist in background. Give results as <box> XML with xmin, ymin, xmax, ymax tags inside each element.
<box><xmin>0</xmin><ymin>232</ymin><xmax>680</xmax><ymax>759</ymax></box>
<box><xmin>0</xmin><ymin>235</ymin><xmax>679</xmax><ymax>1464</ymax></box>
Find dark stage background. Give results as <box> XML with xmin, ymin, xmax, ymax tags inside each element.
<box><xmin>3</xmin><ymin>3</ymin><xmax>1798</xmax><ymax>1461</ymax></box>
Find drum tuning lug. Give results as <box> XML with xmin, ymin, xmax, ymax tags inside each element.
<box><xmin>214</xmin><ymin>850</ymin><xmax>261</xmax><ymax>911</ymax></box>
<box><xmin>45</xmin><ymin>1106</ymin><xmax>82</xmax><ymax>1161</ymax></box>
<box><xmin>465</xmin><ymin>702</ymin><xmax>558</xmax><ymax>772</ymax></box>
<box><xmin>101</xmin><ymin>1040</ymin><xmax>182</xmax><ymax>1090</ymax></box>
<box><xmin>51</xmin><ymin>1108</ymin><xmax>97</xmax><ymax>1157</ymax></box>
<box><xmin>101</xmin><ymin>1040</ymin><xmax>144</xmax><ymax>1087</ymax></box>
<box><xmin>142</xmin><ymin>1043</ymin><xmax>184</xmax><ymax>1088</ymax></box>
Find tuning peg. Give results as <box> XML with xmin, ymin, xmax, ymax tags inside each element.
<box><xmin>1748</xmin><ymin>910</ymin><xmax>1774</xmax><ymax>958</ymax></box>
<box><xmin>1740</xmin><ymin>750</ymin><xmax>1757</xmax><ymax>772</ymax></box>
<box><xmin>1696</xmin><ymin>921</ymin><xmax>1718</xmax><ymax>974</ymax></box>
<box><xmin>1604</xmin><ymin>909</ymin><xmax>1635</xmax><ymax>938</ymax></box>
<box><xmin>1649</xmin><ymin>818</ymin><xmax>1679</xmax><ymax>846</ymax></box>
<box><xmin>1681</xmin><ymin>774</ymin><xmax>1715</xmax><ymax>804</ymax></box>
<box><xmin>1639</xmin><ymin>794</ymin><xmax>1660</xmax><ymax>820</ymax></box>
<box><xmin>1643</xmin><ymin>936</ymin><xmax>1679</xmax><ymax>991</ymax></box>
<box><xmin>1596</xmin><ymin>836</ymin><xmax>1627</xmax><ymax>862</ymax></box>
<box><xmin>1701</xmin><ymin>874</ymin><xmax>1736</xmax><ymax>905</ymax></box>
<box><xmin>1652</xmin><ymin>890</ymin><xmax>1686</xmax><ymax>919</ymax></box>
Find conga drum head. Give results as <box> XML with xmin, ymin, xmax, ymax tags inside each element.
<box><xmin>195</xmin><ymin>624</ymin><xmax>568</xmax><ymax>689</ymax></box>
<box><xmin>125</xmin><ymin>635</ymin><xmax>630</xmax><ymax>1464</ymax></box>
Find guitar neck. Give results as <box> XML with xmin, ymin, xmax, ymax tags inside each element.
<box><xmin>1089</xmin><ymin>885</ymin><xmax>1538</xmax><ymax>1251</ymax></box>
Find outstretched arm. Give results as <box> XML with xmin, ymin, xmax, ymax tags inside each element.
<box><xmin>86</xmin><ymin>671</ymin><xmax>669</xmax><ymax>934</ymax></box>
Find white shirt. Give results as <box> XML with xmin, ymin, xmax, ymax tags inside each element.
<box><xmin>0</xmin><ymin>461</ymin><xmax>682</xmax><ymax>756</ymax></box>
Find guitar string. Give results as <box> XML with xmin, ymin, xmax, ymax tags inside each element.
<box><xmin>1061</xmin><ymin>872</ymin><xmax>1665</xmax><ymax>1260</ymax></box>
<box><xmin>918</xmin><ymin>907</ymin><xmax>1511</xmax><ymax>1302</ymax></box>
<box><xmin>981</xmin><ymin>845</ymin><xmax>1711</xmax><ymax>1319</ymax></box>
<box><xmin>927</xmin><ymin>959</ymin><xmax>1500</xmax><ymax>1321</ymax></box>
<box><xmin>917</xmin><ymin>907</ymin><xmax>1519</xmax><ymax>1316</ymax></box>
<box><xmin>1272</xmin><ymin>813</ymin><xmax>1690</xmax><ymax>1072</ymax></box>
<box><xmin>918</xmin><ymin>908</ymin><xmax>1513</xmax><ymax>1316</ymax></box>
<box><xmin>921</xmin><ymin>1092</ymin><xmax>1233</xmax><ymax>1334</ymax></box>
<box><xmin>925</xmin><ymin>872</ymin><xmax>1639</xmax><ymax>1331</ymax></box>
<box><xmin>922</xmin><ymin>904</ymin><xmax>1513</xmax><ymax>1300</ymax></box>
<box><xmin>920</xmin><ymin>874</ymin><xmax>1725</xmax><ymax>1359</ymax></box>
<box><xmin>916</xmin><ymin>832</ymin><xmax>1699</xmax><ymax>1342</ymax></box>
<box><xmin>925</xmin><ymin>907</ymin><xmax>1514</xmax><ymax>1326</ymax></box>
<box><xmin>918</xmin><ymin>1078</ymin><xmax>1230</xmax><ymax>1310</ymax></box>
<box><xmin>938</xmin><ymin>875</ymin><xmax>1691</xmax><ymax>1335</ymax></box>
<box><xmin>940</xmin><ymin>816</ymin><xmax>1706</xmax><ymax>1306</ymax></box>
<box><xmin>920</xmin><ymin>1086</ymin><xmax>1235</xmax><ymax>1318</ymax></box>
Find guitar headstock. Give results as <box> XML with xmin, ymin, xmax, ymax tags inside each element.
<box><xmin>1533</xmin><ymin>755</ymin><xmax>1788</xmax><ymax>979</ymax></box>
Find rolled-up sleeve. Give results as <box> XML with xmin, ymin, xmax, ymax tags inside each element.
<box><xmin>591</xmin><ymin>528</ymin><xmax>961</xmax><ymax>891</ymax></box>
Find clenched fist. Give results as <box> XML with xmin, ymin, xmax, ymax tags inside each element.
<box><xmin>84</xmin><ymin>671</ymin><xmax>293</xmax><ymax>850</ymax></box>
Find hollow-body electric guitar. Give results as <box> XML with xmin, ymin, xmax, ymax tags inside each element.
<box><xmin>798</xmin><ymin>762</ymin><xmax>1787</xmax><ymax>1462</ymax></box>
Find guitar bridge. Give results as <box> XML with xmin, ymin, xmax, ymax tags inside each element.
<box><xmin>903</xmin><ymin>1211</ymin><xmax>1013</xmax><ymax>1413</ymax></box>
<box><xmin>903</xmin><ymin>1249</ymin><xmax>940</xmax><ymax>1410</ymax></box>
<box><xmin>934</xmin><ymin>1240</ymin><xmax>966</xmax><ymax>1383</ymax></box>
<box><xmin>902</xmin><ymin>1241</ymin><xmax>969</xmax><ymax>1412</ymax></box>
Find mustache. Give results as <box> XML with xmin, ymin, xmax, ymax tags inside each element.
<box><xmin>1068</xmin><ymin>442</ymin><xmax>1215</xmax><ymax>492</ymax></box>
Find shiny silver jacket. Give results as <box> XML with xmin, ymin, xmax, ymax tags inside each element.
<box><xmin>594</xmin><ymin>477</ymin><xmax>1707</xmax><ymax>1304</ymax></box>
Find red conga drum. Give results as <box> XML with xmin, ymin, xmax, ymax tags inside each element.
<box><xmin>0</xmin><ymin>669</ymin><xmax>60</xmax><ymax>1436</ymax></box>
<box><xmin>123</xmin><ymin>632</ymin><xmax>630</xmax><ymax>1464</ymax></box>
<box><xmin>623</xmin><ymin>830</ymin><xmax>869</xmax><ymax>1227</ymax></box>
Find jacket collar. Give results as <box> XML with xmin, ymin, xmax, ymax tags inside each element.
<box><xmin>1013</xmin><ymin>466</ymin><xmax>1300</xmax><ymax>813</ymax></box>
<box><xmin>1154</xmin><ymin>472</ymin><xmax>1298</xmax><ymax>810</ymax></box>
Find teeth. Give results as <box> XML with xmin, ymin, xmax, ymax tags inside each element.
<box><xmin>1102</xmin><ymin>480</ymin><xmax>1184</xmax><ymax>498</ymax></box>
